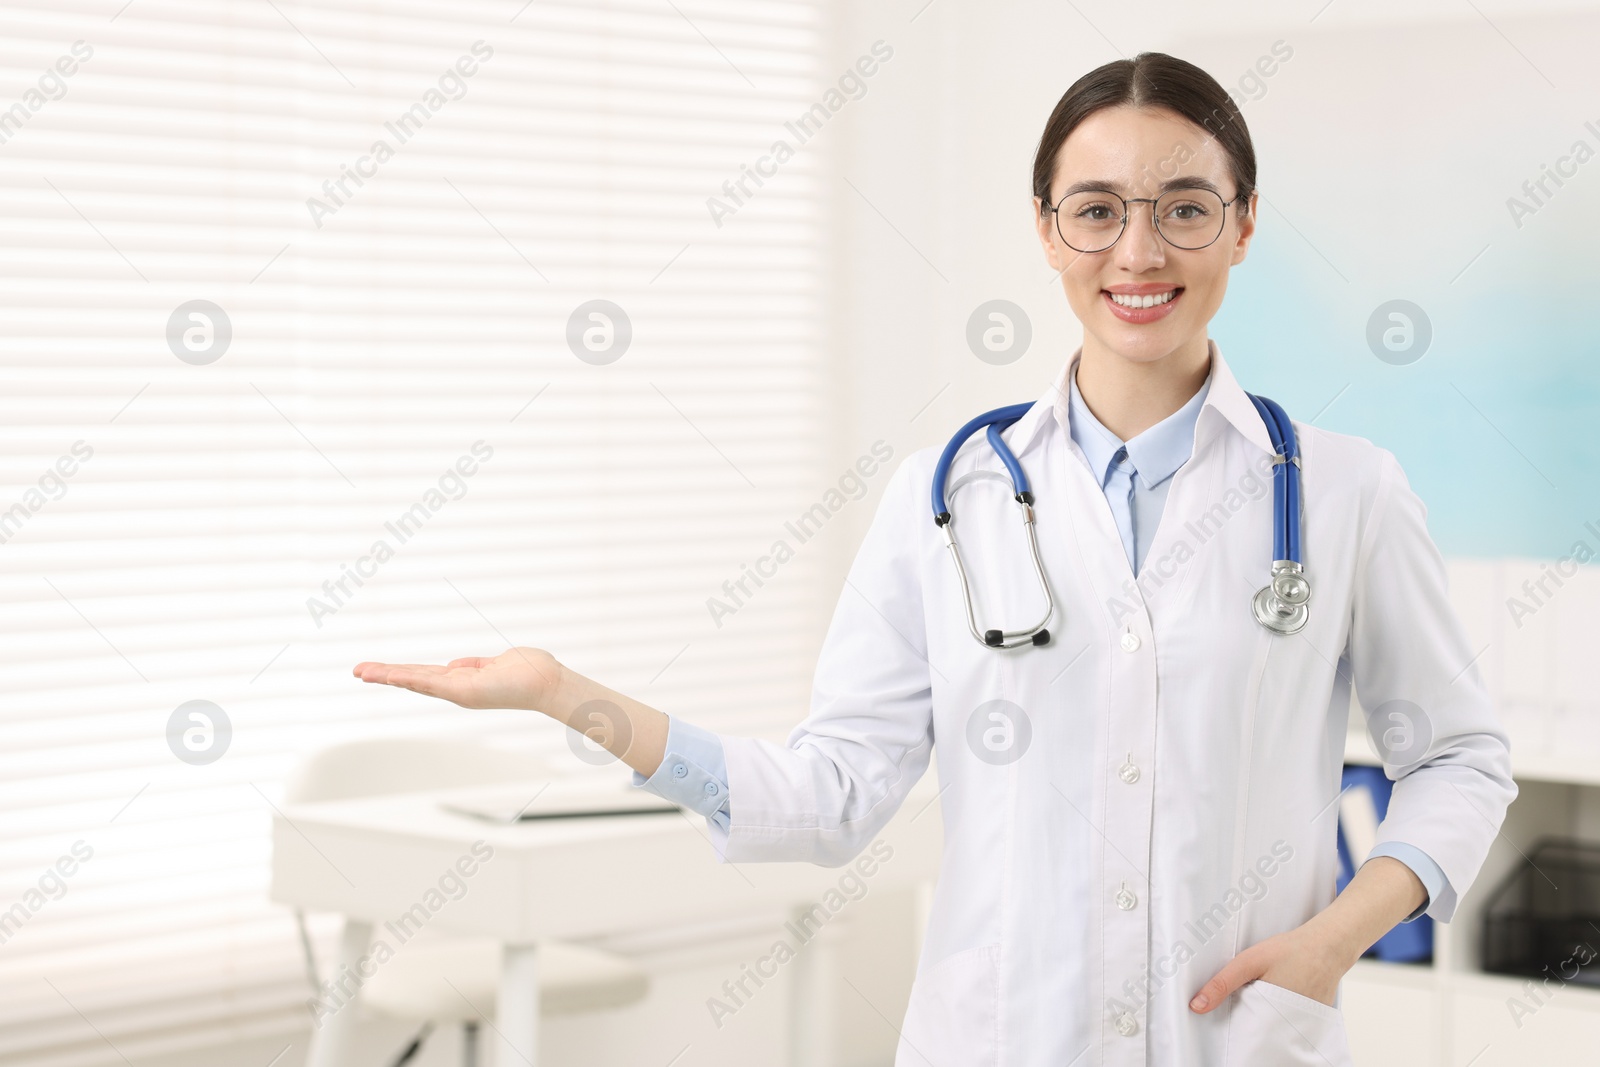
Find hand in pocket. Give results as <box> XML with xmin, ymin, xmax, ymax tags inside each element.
<box><xmin>1189</xmin><ymin>927</ymin><xmax>1347</xmax><ymax>1015</ymax></box>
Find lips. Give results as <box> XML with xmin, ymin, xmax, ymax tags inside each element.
<box><xmin>1102</xmin><ymin>286</ymin><xmax>1183</xmax><ymax>324</ymax></box>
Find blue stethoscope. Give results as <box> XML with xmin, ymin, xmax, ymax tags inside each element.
<box><xmin>931</xmin><ymin>393</ymin><xmax>1309</xmax><ymax>648</ymax></box>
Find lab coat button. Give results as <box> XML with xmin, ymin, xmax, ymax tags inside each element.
<box><xmin>1120</xmin><ymin>631</ymin><xmax>1140</xmax><ymax>652</ymax></box>
<box><xmin>672</xmin><ymin>763</ymin><xmax>688</xmax><ymax>778</ymax></box>
<box><xmin>1118</xmin><ymin>760</ymin><xmax>1140</xmax><ymax>784</ymax></box>
<box><xmin>1115</xmin><ymin>1011</ymin><xmax>1138</xmax><ymax>1036</ymax></box>
<box><xmin>1115</xmin><ymin>885</ymin><xmax>1137</xmax><ymax>910</ymax></box>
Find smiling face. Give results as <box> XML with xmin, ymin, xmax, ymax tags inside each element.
<box><xmin>1034</xmin><ymin>105</ymin><xmax>1257</xmax><ymax>370</ymax></box>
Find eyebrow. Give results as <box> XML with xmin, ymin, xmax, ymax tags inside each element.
<box><xmin>1058</xmin><ymin>176</ymin><xmax>1224</xmax><ymax>198</ymax></box>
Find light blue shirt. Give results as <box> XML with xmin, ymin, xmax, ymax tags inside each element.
<box><xmin>632</xmin><ymin>362</ymin><xmax>1446</xmax><ymax>922</ymax></box>
<box><xmin>1067</xmin><ymin>363</ymin><xmax>1210</xmax><ymax>576</ymax></box>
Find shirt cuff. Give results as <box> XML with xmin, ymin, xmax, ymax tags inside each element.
<box><xmin>1363</xmin><ymin>842</ymin><xmax>1448</xmax><ymax>923</ymax></box>
<box><xmin>631</xmin><ymin>715</ymin><xmax>731</xmax><ymax>836</ymax></box>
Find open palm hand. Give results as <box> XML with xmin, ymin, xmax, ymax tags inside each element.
<box><xmin>352</xmin><ymin>647</ymin><xmax>563</xmax><ymax>712</ymax></box>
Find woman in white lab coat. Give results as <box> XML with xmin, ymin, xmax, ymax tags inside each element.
<box><xmin>356</xmin><ymin>52</ymin><xmax>1516</xmax><ymax>1066</ymax></box>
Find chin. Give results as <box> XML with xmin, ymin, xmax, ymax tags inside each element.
<box><xmin>1097</xmin><ymin>322</ymin><xmax>1189</xmax><ymax>363</ymax></box>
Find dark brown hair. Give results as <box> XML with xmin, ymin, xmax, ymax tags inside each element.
<box><xmin>1032</xmin><ymin>52</ymin><xmax>1256</xmax><ymax>215</ymax></box>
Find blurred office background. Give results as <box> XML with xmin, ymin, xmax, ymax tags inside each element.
<box><xmin>0</xmin><ymin>1</ymin><xmax>1597</xmax><ymax>1064</ymax></box>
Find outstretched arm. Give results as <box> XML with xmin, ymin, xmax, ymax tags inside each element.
<box><xmin>356</xmin><ymin>449</ymin><xmax>933</xmax><ymax>868</ymax></box>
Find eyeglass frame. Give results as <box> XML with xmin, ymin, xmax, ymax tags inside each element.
<box><xmin>1039</xmin><ymin>185</ymin><xmax>1251</xmax><ymax>254</ymax></box>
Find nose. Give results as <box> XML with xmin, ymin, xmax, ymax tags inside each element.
<box><xmin>1113</xmin><ymin>200</ymin><xmax>1166</xmax><ymax>272</ymax></box>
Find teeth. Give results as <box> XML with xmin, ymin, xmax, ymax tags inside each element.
<box><xmin>1109</xmin><ymin>289</ymin><xmax>1177</xmax><ymax>309</ymax></box>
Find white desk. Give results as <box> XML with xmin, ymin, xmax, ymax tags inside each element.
<box><xmin>269</xmin><ymin>771</ymin><xmax>943</xmax><ymax>1067</ymax></box>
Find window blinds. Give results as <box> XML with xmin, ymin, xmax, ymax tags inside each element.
<box><xmin>0</xmin><ymin>1</ymin><xmax>832</xmax><ymax>1062</ymax></box>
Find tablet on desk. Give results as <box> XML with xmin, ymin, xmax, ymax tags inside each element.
<box><xmin>438</xmin><ymin>780</ymin><xmax>681</xmax><ymax>824</ymax></box>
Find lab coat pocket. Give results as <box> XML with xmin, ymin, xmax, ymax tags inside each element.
<box><xmin>897</xmin><ymin>943</ymin><xmax>1000</xmax><ymax>1067</ymax></box>
<box><xmin>1226</xmin><ymin>979</ymin><xmax>1354</xmax><ymax>1067</ymax></box>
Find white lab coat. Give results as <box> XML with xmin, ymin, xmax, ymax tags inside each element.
<box><xmin>717</xmin><ymin>342</ymin><xmax>1516</xmax><ymax>1066</ymax></box>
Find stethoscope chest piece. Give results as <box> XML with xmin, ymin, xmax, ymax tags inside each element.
<box><xmin>1252</xmin><ymin>559</ymin><xmax>1310</xmax><ymax>635</ymax></box>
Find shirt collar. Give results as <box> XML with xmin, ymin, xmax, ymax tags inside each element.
<box><xmin>1002</xmin><ymin>338</ymin><xmax>1276</xmax><ymax>463</ymax></box>
<box><xmin>1068</xmin><ymin>363</ymin><xmax>1209</xmax><ymax>491</ymax></box>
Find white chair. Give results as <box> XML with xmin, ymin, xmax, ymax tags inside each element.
<box><xmin>285</xmin><ymin>738</ymin><xmax>650</xmax><ymax>1066</ymax></box>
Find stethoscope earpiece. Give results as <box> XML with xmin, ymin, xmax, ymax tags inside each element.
<box><xmin>932</xmin><ymin>404</ymin><xmax>1057</xmax><ymax>650</ymax></box>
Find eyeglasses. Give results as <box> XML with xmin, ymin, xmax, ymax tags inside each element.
<box><xmin>1042</xmin><ymin>187</ymin><xmax>1245</xmax><ymax>253</ymax></box>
